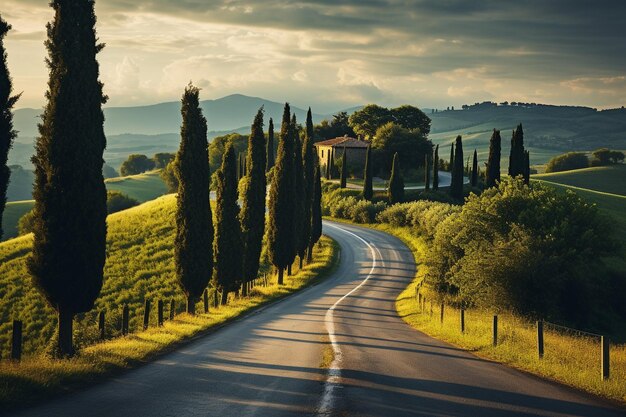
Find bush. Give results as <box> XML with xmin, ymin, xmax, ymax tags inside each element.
<box><xmin>120</xmin><ymin>154</ymin><xmax>156</xmax><ymax>176</ymax></box>
<box><xmin>18</xmin><ymin>209</ymin><xmax>36</xmax><ymax>236</ymax></box>
<box><xmin>106</xmin><ymin>191</ymin><xmax>139</xmax><ymax>214</ymax></box>
<box><xmin>590</xmin><ymin>148</ymin><xmax>625</xmax><ymax>166</ymax></box>
<box><xmin>160</xmin><ymin>158</ymin><xmax>179</xmax><ymax>193</ymax></box>
<box><xmin>545</xmin><ymin>152</ymin><xmax>589</xmax><ymax>172</ymax></box>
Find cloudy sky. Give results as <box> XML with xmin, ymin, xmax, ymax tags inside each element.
<box><xmin>2</xmin><ymin>0</ymin><xmax>625</xmax><ymax>112</ymax></box>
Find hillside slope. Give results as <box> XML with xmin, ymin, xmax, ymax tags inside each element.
<box><xmin>533</xmin><ymin>165</ymin><xmax>626</xmax><ymax>196</ymax></box>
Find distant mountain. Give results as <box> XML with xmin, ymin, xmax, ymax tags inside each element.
<box><xmin>14</xmin><ymin>94</ymin><xmax>336</xmax><ymax>138</ymax></box>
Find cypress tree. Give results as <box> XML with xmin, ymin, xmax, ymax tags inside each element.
<box><xmin>29</xmin><ymin>0</ymin><xmax>108</xmax><ymax>356</ymax></box>
<box><xmin>523</xmin><ymin>150</ymin><xmax>530</xmax><ymax>185</ymax></box>
<box><xmin>239</xmin><ymin>108</ymin><xmax>266</xmax><ymax>297</ymax></box>
<box><xmin>174</xmin><ymin>85</ymin><xmax>213</xmax><ymax>314</ymax></box>
<box><xmin>508</xmin><ymin>124</ymin><xmax>525</xmax><ymax>177</ymax></box>
<box><xmin>266</xmin><ymin>118</ymin><xmax>275</xmax><ymax>172</ymax></box>
<box><xmin>267</xmin><ymin>103</ymin><xmax>295</xmax><ymax>285</ymax></box>
<box><xmin>388</xmin><ymin>152</ymin><xmax>404</xmax><ymax>204</ymax></box>
<box><xmin>471</xmin><ymin>149</ymin><xmax>478</xmax><ymax>187</ymax></box>
<box><xmin>432</xmin><ymin>145</ymin><xmax>439</xmax><ymax>190</ymax></box>
<box><xmin>328</xmin><ymin>148</ymin><xmax>335</xmax><ymax>180</ymax></box>
<box><xmin>301</xmin><ymin>108</ymin><xmax>315</xmax><ymax>265</ymax></box>
<box><xmin>292</xmin><ymin>115</ymin><xmax>305</xmax><ymax>271</ymax></box>
<box><xmin>449</xmin><ymin>143</ymin><xmax>454</xmax><ymax>172</ymax></box>
<box><xmin>309</xmin><ymin>161</ymin><xmax>322</xmax><ymax>262</ymax></box>
<box><xmin>325</xmin><ymin>152</ymin><xmax>331</xmax><ymax>180</ymax></box>
<box><xmin>214</xmin><ymin>143</ymin><xmax>242</xmax><ymax>305</ymax></box>
<box><xmin>450</xmin><ymin>135</ymin><xmax>464</xmax><ymax>200</ymax></box>
<box><xmin>485</xmin><ymin>129</ymin><xmax>501</xmax><ymax>188</ymax></box>
<box><xmin>340</xmin><ymin>146</ymin><xmax>348</xmax><ymax>188</ymax></box>
<box><xmin>424</xmin><ymin>153</ymin><xmax>431</xmax><ymax>190</ymax></box>
<box><xmin>0</xmin><ymin>16</ymin><xmax>19</xmax><ymax>240</ymax></box>
<box><xmin>363</xmin><ymin>145</ymin><xmax>373</xmax><ymax>200</ymax></box>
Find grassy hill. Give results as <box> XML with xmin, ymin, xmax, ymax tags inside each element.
<box><xmin>1</xmin><ymin>201</ymin><xmax>35</xmax><ymax>240</ymax></box>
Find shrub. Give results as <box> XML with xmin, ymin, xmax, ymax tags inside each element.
<box><xmin>545</xmin><ymin>152</ymin><xmax>589</xmax><ymax>173</ymax></box>
<box><xmin>349</xmin><ymin>199</ymin><xmax>387</xmax><ymax>223</ymax></box>
<box><xmin>18</xmin><ymin>209</ymin><xmax>36</xmax><ymax>235</ymax></box>
<box><xmin>120</xmin><ymin>154</ymin><xmax>156</xmax><ymax>176</ymax></box>
<box><xmin>106</xmin><ymin>191</ymin><xmax>139</xmax><ymax>214</ymax></box>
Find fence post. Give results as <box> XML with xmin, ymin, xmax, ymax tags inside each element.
<box><xmin>203</xmin><ymin>289</ymin><xmax>209</xmax><ymax>313</ymax></box>
<box><xmin>493</xmin><ymin>315</ymin><xmax>498</xmax><ymax>347</ymax></box>
<box><xmin>99</xmin><ymin>311</ymin><xmax>105</xmax><ymax>340</ymax></box>
<box><xmin>158</xmin><ymin>300</ymin><xmax>164</xmax><ymax>327</ymax></box>
<box><xmin>537</xmin><ymin>320</ymin><xmax>544</xmax><ymax>359</ymax></box>
<box><xmin>122</xmin><ymin>304</ymin><xmax>129</xmax><ymax>335</ymax></box>
<box><xmin>143</xmin><ymin>299</ymin><xmax>151</xmax><ymax>330</ymax></box>
<box><xmin>460</xmin><ymin>309</ymin><xmax>465</xmax><ymax>334</ymax></box>
<box><xmin>169</xmin><ymin>299</ymin><xmax>175</xmax><ymax>320</ymax></box>
<box><xmin>440</xmin><ymin>303</ymin><xmax>444</xmax><ymax>324</ymax></box>
<box><xmin>601</xmin><ymin>336</ymin><xmax>610</xmax><ymax>380</ymax></box>
<box><xmin>11</xmin><ymin>320</ymin><xmax>22</xmax><ymax>362</ymax></box>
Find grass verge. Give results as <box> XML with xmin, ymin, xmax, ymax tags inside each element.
<box><xmin>0</xmin><ymin>235</ymin><xmax>339</xmax><ymax>411</ymax></box>
<box><xmin>326</xmin><ymin>216</ymin><xmax>626</xmax><ymax>404</ymax></box>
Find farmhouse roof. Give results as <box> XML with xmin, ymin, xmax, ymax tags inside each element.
<box><xmin>315</xmin><ymin>135</ymin><xmax>369</xmax><ymax>148</ymax></box>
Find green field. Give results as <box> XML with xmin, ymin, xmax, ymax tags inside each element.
<box><xmin>1</xmin><ymin>171</ymin><xmax>168</xmax><ymax>242</ymax></box>
<box><xmin>104</xmin><ymin>170</ymin><xmax>168</xmax><ymax>202</ymax></box>
<box><xmin>533</xmin><ymin>165</ymin><xmax>626</xmax><ymax>196</ymax></box>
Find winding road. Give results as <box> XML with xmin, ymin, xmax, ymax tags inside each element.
<box><xmin>10</xmin><ymin>221</ymin><xmax>624</xmax><ymax>417</ymax></box>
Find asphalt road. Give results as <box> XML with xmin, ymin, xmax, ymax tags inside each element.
<box><xmin>10</xmin><ymin>221</ymin><xmax>624</xmax><ymax>417</ymax></box>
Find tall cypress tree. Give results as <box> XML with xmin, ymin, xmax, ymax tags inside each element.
<box><xmin>424</xmin><ymin>153</ymin><xmax>431</xmax><ymax>190</ymax></box>
<box><xmin>240</xmin><ymin>108</ymin><xmax>266</xmax><ymax>297</ymax></box>
<box><xmin>450</xmin><ymin>135</ymin><xmax>464</xmax><ymax>200</ymax></box>
<box><xmin>523</xmin><ymin>150</ymin><xmax>530</xmax><ymax>185</ymax></box>
<box><xmin>328</xmin><ymin>148</ymin><xmax>335</xmax><ymax>179</ymax></box>
<box><xmin>266</xmin><ymin>117</ymin><xmax>275</xmax><ymax>172</ymax></box>
<box><xmin>301</xmin><ymin>108</ymin><xmax>315</xmax><ymax>265</ymax></box>
<box><xmin>29</xmin><ymin>0</ymin><xmax>108</xmax><ymax>356</ymax></box>
<box><xmin>432</xmin><ymin>145</ymin><xmax>439</xmax><ymax>190</ymax></box>
<box><xmin>292</xmin><ymin>115</ymin><xmax>305</xmax><ymax>271</ymax></box>
<box><xmin>340</xmin><ymin>146</ymin><xmax>348</xmax><ymax>188</ymax></box>
<box><xmin>0</xmin><ymin>16</ymin><xmax>19</xmax><ymax>240</ymax></box>
<box><xmin>388</xmin><ymin>152</ymin><xmax>404</xmax><ymax>204</ymax></box>
<box><xmin>267</xmin><ymin>104</ymin><xmax>295</xmax><ymax>285</ymax></box>
<box><xmin>309</xmin><ymin>160</ymin><xmax>322</xmax><ymax>262</ymax></box>
<box><xmin>214</xmin><ymin>143</ymin><xmax>242</xmax><ymax>305</ymax></box>
<box><xmin>471</xmin><ymin>149</ymin><xmax>478</xmax><ymax>187</ymax></box>
<box><xmin>509</xmin><ymin>124</ymin><xmax>525</xmax><ymax>177</ymax></box>
<box><xmin>449</xmin><ymin>143</ymin><xmax>455</xmax><ymax>172</ymax></box>
<box><xmin>363</xmin><ymin>145</ymin><xmax>373</xmax><ymax>200</ymax></box>
<box><xmin>174</xmin><ymin>85</ymin><xmax>213</xmax><ymax>314</ymax></box>
<box><xmin>485</xmin><ymin>129</ymin><xmax>501</xmax><ymax>188</ymax></box>
<box><xmin>325</xmin><ymin>152</ymin><xmax>331</xmax><ymax>180</ymax></box>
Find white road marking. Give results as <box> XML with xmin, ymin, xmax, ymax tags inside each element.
<box><xmin>317</xmin><ymin>222</ymin><xmax>379</xmax><ymax>416</ymax></box>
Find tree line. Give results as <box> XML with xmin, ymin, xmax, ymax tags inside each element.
<box><xmin>0</xmin><ymin>5</ymin><xmax>322</xmax><ymax>356</ymax></box>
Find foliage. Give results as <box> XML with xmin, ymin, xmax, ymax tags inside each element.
<box><xmin>450</xmin><ymin>136</ymin><xmax>464</xmax><ymax>200</ymax></box>
<box><xmin>17</xmin><ymin>208</ymin><xmax>35</xmax><ymax>236</ymax></box>
<box><xmin>240</xmin><ymin>108</ymin><xmax>267</xmax><ymax>289</ymax></box>
<box><xmin>362</xmin><ymin>146</ymin><xmax>373</xmax><ymax>200</ymax></box>
<box><xmin>388</xmin><ymin>152</ymin><xmax>404</xmax><ymax>204</ymax></box>
<box><xmin>266</xmin><ymin>118</ymin><xmax>275</xmax><ymax>172</ymax></box>
<box><xmin>208</xmin><ymin>132</ymin><xmax>248</xmax><ymax>175</ymax></box>
<box><xmin>106</xmin><ymin>191</ymin><xmax>138</xmax><ymax>214</ymax></box>
<box><xmin>102</xmin><ymin>164</ymin><xmax>119</xmax><ymax>179</ymax></box>
<box><xmin>485</xmin><ymin>129</ymin><xmax>501</xmax><ymax>188</ymax></box>
<box><xmin>545</xmin><ymin>152</ymin><xmax>589</xmax><ymax>173</ymax></box>
<box><xmin>174</xmin><ymin>85</ymin><xmax>213</xmax><ymax>313</ymax></box>
<box><xmin>213</xmin><ymin>143</ymin><xmax>242</xmax><ymax>302</ymax></box>
<box><xmin>120</xmin><ymin>154</ymin><xmax>155</xmax><ymax>177</ymax></box>
<box><xmin>471</xmin><ymin>149</ymin><xmax>478</xmax><ymax>187</ymax></box>
<box><xmin>152</xmin><ymin>152</ymin><xmax>175</xmax><ymax>169</ymax></box>
<box><xmin>372</xmin><ymin>122</ymin><xmax>432</xmax><ymax>172</ymax></box>
<box><xmin>314</xmin><ymin>111</ymin><xmax>355</xmax><ymax>141</ymax></box>
<box><xmin>591</xmin><ymin>148</ymin><xmax>625</xmax><ymax>166</ymax></box>
<box><xmin>29</xmin><ymin>0</ymin><xmax>108</xmax><ymax>356</ymax></box>
<box><xmin>349</xmin><ymin>104</ymin><xmax>431</xmax><ymax>140</ymax></box>
<box><xmin>310</xmin><ymin>164</ymin><xmax>323</xmax><ymax>251</ymax></box>
<box><xmin>301</xmin><ymin>108</ymin><xmax>315</xmax><ymax>262</ymax></box>
<box><xmin>425</xmin><ymin>178</ymin><xmax>619</xmax><ymax>324</ymax></box>
<box><xmin>508</xmin><ymin>124</ymin><xmax>526</xmax><ymax>177</ymax></box>
<box><xmin>160</xmin><ymin>157</ymin><xmax>179</xmax><ymax>193</ymax></box>
<box><xmin>0</xmin><ymin>16</ymin><xmax>19</xmax><ymax>240</ymax></box>
<box><xmin>292</xmin><ymin>116</ymin><xmax>306</xmax><ymax>265</ymax></box>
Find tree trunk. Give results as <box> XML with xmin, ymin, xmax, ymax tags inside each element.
<box><xmin>213</xmin><ymin>291</ymin><xmax>219</xmax><ymax>308</ymax></box>
<box><xmin>187</xmin><ymin>295</ymin><xmax>195</xmax><ymax>315</ymax></box>
<box><xmin>221</xmin><ymin>291</ymin><xmax>229</xmax><ymax>306</ymax></box>
<box><xmin>299</xmin><ymin>256</ymin><xmax>304</xmax><ymax>270</ymax></box>
<box><xmin>287</xmin><ymin>264</ymin><xmax>292</xmax><ymax>276</ymax></box>
<box><xmin>278</xmin><ymin>268</ymin><xmax>284</xmax><ymax>285</ymax></box>
<box><xmin>57</xmin><ymin>308</ymin><xmax>74</xmax><ymax>357</ymax></box>
<box><xmin>241</xmin><ymin>281</ymin><xmax>248</xmax><ymax>297</ymax></box>
<box><xmin>307</xmin><ymin>242</ymin><xmax>314</xmax><ymax>263</ymax></box>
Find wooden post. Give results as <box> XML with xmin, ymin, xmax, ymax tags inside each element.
<box><xmin>98</xmin><ymin>311</ymin><xmax>105</xmax><ymax>340</ymax></box>
<box><xmin>493</xmin><ymin>315</ymin><xmax>498</xmax><ymax>347</ymax></box>
<box><xmin>122</xmin><ymin>304</ymin><xmax>129</xmax><ymax>335</ymax></box>
<box><xmin>157</xmin><ymin>300</ymin><xmax>164</xmax><ymax>327</ymax></box>
<box><xmin>601</xmin><ymin>336</ymin><xmax>610</xmax><ymax>380</ymax></box>
<box><xmin>203</xmin><ymin>289</ymin><xmax>209</xmax><ymax>313</ymax></box>
<box><xmin>440</xmin><ymin>302</ymin><xmax>444</xmax><ymax>324</ymax></box>
<box><xmin>11</xmin><ymin>320</ymin><xmax>22</xmax><ymax>361</ymax></box>
<box><xmin>460</xmin><ymin>309</ymin><xmax>465</xmax><ymax>333</ymax></box>
<box><xmin>143</xmin><ymin>299</ymin><xmax>151</xmax><ymax>330</ymax></box>
<box><xmin>537</xmin><ymin>320</ymin><xmax>544</xmax><ymax>359</ymax></box>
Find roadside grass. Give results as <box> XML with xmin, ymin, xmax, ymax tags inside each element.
<box><xmin>325</xmin><ymin>216</ymin><xmax>626</xmax><ymax>403</ymax></box>
<box><xmin>0</xmin><ymin>234</ymin><xmax>339</xmax><ymax>410</ymax></box>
